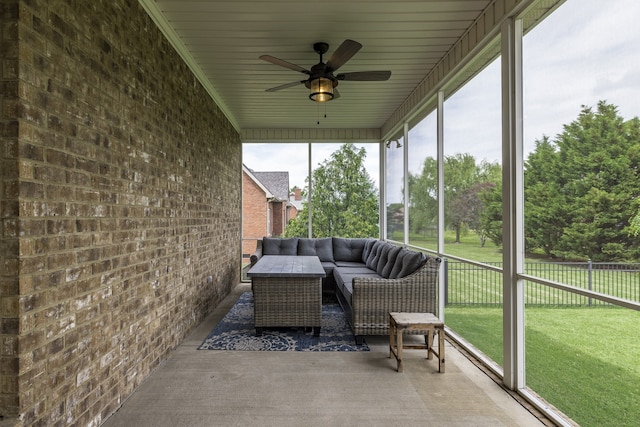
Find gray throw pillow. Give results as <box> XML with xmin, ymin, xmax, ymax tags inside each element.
<box><xmin>376</xmin><ymin>244</ymin><xmax>393</xmax><ymax>276</ymax></box>
<box><xmin>298</xmin><ymin>238</ymin><xmax>334</xmax><ymax>262</ymax></box>
<box><xmin>314</xmin><ymin>237</ymin><xmax>335</xmax><ymax>262</ymax></box>
<box><xmin>297</xmin><ymin>238</ymin><xmax>317</xmax><ymax>256</ymax></box>
<box><xmin>365</xmin><ymin>241</ymin><xmax>384</xmax><ymax>270</ymax></box>
<box><xmin>396</xmin><ymin>251</ymin><xmax>424</xmax><ymax>279</ymax></box>
<box><xmin>361</xmin><ymin>238</ymin><xmax>377</xmax><ymax>262</ymax></box>
<box><xmin>332</xmin><ymin>237</ymin><xmax>367</xmax><ymax>262</ymax></box>
<box><xmin>388</xmin><ymin>249</ymin><xmax>407</xmax><ymax>278</ymax></box>
<box><xmin>380</xmin><ymin>245</ymin><xmax>401</xmax><ymax>278</ymax></box>
<box><xmin>262</xmin><ymin>237</ymin><xmax>299</xmax><ymax>255</ymax></box>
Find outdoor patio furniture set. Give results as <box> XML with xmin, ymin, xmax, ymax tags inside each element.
<box><xmin>250</xmin><ymin>237</ymin><xmax>442</xmax><ymax>346</ymax></box>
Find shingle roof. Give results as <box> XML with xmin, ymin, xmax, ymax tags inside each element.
<box><xmin>246</xmin><ymin>166</ymin><xmax>290</xmax><ymax>201</ymax></box>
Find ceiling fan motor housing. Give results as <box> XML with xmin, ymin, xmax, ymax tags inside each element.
<box><xmin>313</xmin><ymin>42</ymin><xmax>329</xmax><ymax>55</ymax></box>
<box><xmin>304</xmin><ymin>62</ymin><xmax>339</xmax><ymax>89</ymax></box>
<box><xmin>260</xmin><ymin>39</ymin><xmax>391</xmax><ymax>100</ymax></box>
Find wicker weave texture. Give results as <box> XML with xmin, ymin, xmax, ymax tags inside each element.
<box><xmin>351</xmin><ymin>257</ymin><xmax>441</xmax><ymax>336</ymax></box>
<box><xmin>252</xmin><ymin>277</ymin><xmax>322</xmax><ymax>328</ymax></box>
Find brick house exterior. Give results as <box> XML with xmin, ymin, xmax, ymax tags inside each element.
<box><xmin>242</xmin><ymin>165</ymin><xmax>299</xmax><ymax>260</ymax></box>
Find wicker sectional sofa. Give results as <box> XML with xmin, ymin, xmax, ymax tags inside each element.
<box><xmin>250</xmin><ymin>237</ymin><xmax>441</xmax><ymax>344</ymax></box>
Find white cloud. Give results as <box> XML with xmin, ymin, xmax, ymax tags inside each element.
<box><xmin>243</xmin><ymin>143</ymin><xmax>309</xmax><ymax>190</ymax></box>
<box><xmin>523</xmin><ymin>0</ymin><xmax>640</xmax><ymax>149</ymax></box>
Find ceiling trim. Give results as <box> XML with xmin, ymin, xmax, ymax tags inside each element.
<box><xmin>138</xmin><ymin>0</ymin><xmax>241</xmax><ymax>132</ymax></box>
<box><xmin>240</xmin><ymin>128</ymin><xmax>381</xmax><ymax>143</ymax></box>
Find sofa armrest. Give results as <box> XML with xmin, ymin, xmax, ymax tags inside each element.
<box><xmin>250</xmin><ymin>239</ymin><xmax>263</xmax><ymax>265</ymax></box>
<box><xmin>351</xmin><ymin>257</ymin><xmax>441</xmax><ymax>335</ymax></box>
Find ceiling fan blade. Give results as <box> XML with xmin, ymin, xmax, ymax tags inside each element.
<box><xmin>265</xmin><ymin>80</ymin><xmax>306</xmax><ymax>92</ymax></box>
<box><xmin>325</xmin><ymin>39</ymin><xmax>362</xmax><ymax>72</ymax></box>
<box><xmin>333</xmin><ymin>88</ymin><xmax>341</xmax><ymax>99</ymax></box>
<box><xmin>336</xmin><ymin>70</ymin><xmax>391</xmax><ymax>81</ymax></box>
<box><xmin>259</xmin><ymin>55</ymin><xmax>311</xmax><ymax>75</ymax></box>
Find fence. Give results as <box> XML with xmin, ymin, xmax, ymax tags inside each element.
<box><xmin>444</xmin><ymin>259</ymin><xmax>640</xmax><ymax>306</ymax></box>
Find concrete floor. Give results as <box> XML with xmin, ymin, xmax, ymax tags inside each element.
<box><xmin>102</xmin><ymin>283</ymin><xmax>548</xmax><ymax>427</ymax></box>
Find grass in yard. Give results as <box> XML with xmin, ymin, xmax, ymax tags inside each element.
<box><xmin>405</xmin><ymin>230</ymin><xmax>505</xmax><ymax>262</ymax></box>
<box><xmin>445</xmin><ymin>306</ymin><xmax>640</xmax><ymax>427</ymax></box>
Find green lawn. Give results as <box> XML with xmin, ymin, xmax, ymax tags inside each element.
<box><xmin>397</xmin><ymin>230</ymin><xmax>640</xmax><ymax>426</ymax></box>
<box><xmin>405</xmin><ymin>230</ymin><xmax>504</xmax><ymax>261</ymax></box>
<box><xmin>446</xmin><ymin>306</ymin><xmax>640</xmax><ymax>427</ymax></box>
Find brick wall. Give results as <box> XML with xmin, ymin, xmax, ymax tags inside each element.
<box><xmin>1</xmin><ymin>0</ymin><xmax>20</xmax><ymax>420</ymax></box>
<box><xmin>0</xmin><ymin>0</ymin><xmax>241</xmax><ymax>425</ymax></box>
<box><xmin>271</xmin><ymin>201</ymin><xmax>284</xmax><ymax>236</ymax></box>
<box><xmin>242</xmin><ymin>171</ymin><xmax>267</xmax><ymax>258</ymax></box>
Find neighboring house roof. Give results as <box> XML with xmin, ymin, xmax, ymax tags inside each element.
<box><xmin>243</xmin><ymin>164</ymin><xmax>289</xmax><ymax>201</ymax></box>
<box><xmin>289</xmin><ymin>197</ymin><xmax>304</xmax><ymax>211</ymax></box>
<box><xmin>289</xmin><ymin>190</ymin><xmax>304</xmax><ymax>211</ymax></box>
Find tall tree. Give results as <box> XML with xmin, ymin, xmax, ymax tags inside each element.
<box><xmin>630</xmin><ymin>209</ymin><xmax>640</xmax><ymax>237</ymax></box>
<box><xmin>448</xmin><ymin>158</ymin><xmax>500</xmax><ymax>243</ymax></box>
<box><xmin>480</xmin><ymin>180</ymin><xmax>503</xmax><ymax>247</ymax></box>
<box><xmin>450</xmin><ymin>181</ymin><xmax>496</xmax><ymax>247</ymax></box>
<box><xmin>523</xmin><ymin>136</ymin><xmax>566</xmax><ymax>256</ymax></box>
<box><xmin>524</xmin><ymin>101</ymin><xmax>640</xmax><ymax>261</ymax></box>
<box><xmin>408</xmin><ymin>157</ymin><xmax>437</xmax><ymax>237</ymax></box>
<box><xmin>284</xmin><ymin>143</ymin><xmax>379</xmax><ymax>238</ymax></box>
<box><xmin>409</xmin><ymin>153</ymin><xmax>500</xmax><ymax>243</ymax></box>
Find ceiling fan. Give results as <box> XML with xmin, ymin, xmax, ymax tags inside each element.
<box><xmin>259</xmin><ymin>39</ymin><xmax>391</xmax><ymax>102</ymax></box>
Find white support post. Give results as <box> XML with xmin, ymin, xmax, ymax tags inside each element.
<box><xmin>380</xmin><ymin>139</ymin><xmax>387</xmax><ymax>240</ymax></box>
<box><xmin>437</xmin><ymin>90</ymin><xmax>445</xmax><ymax>320</ymax></box>
<box><xmin>403</xmin><ymin>122</ymin><xmax>410</xmax><ymax>246</ymax></box>
<box><xmin>501</xmin><ymin>17</ymin><xmax>525</xmax><ymax>390</ymax></box>
<box><xmin>307</xmin><ymin>142</ymin><xmax>313</xmax><ymax>238</ymax></box>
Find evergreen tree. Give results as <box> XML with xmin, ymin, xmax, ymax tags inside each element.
<box><xmin>524</xmin><ymin>101</ymin><xmax>640</xmax><ymax>261</ymax></box>
<box><xmin>523</xmin><ymin>136</ymin><xmax>566</xmax><ymax>256</ymax></box>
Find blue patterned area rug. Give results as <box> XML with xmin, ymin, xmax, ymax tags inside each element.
<box><xmin>198</xmin><ymin>292</ymin><xmax>369</xmax><ymax>351</ymax></box>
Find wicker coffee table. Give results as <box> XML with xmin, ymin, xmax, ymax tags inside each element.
<box><xmin>247</xmin><ymin>255</ymin><xmax>326</xmax><ymax>336</ymax></box>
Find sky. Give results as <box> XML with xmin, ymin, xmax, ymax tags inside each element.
<box><xmin>243</xmin><ymin>0</ymin><xmax>640</xmax><ymax>197</ymax></box>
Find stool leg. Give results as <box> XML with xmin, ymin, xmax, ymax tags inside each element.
<box><xmin>389</xmin><ymin>320</ymin><xmax>395</xmax><ymax>359</ymax></box>
<box><xmin>396</xmin><ymin>327</ymin><xmax>404</xmax><ymax>372</ymax></box>
<box><xmin>426</xmin><ymin>329</ymin><xmax>434</xmax><ymax>360</ymax></box>
<box><xmin>438</xmin><ymin>327</ymin><xmax>445</xmax><ymax>373</ymax></box>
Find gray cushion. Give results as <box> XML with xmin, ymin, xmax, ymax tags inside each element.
<box><xmin>334</xmin><ymin>266</ymin><xmax>378</xmax><ymax>276</ymax></box>
<box><xmin>334</xmin><ymin>270</ymin><xmax>353</xmax><ymax>304</ymax></box>
<box><xmin>321</xmin><ymin>261</ymin><xmax>336</xmax><ymax>275</ymax></box>
<box><xmin>334</xmin><ymin>261</ymin><xmax>367</xmax><ymax>268</ymax></box>
<box><xmin>262</xmin><ymin>237</ymin><xmax>299</xmax><ymax>255</ymax></box>
<box><xmin>380</xmin><ymin>245</ymin><xmax>402</xmax><ymax>278</ymax></box>
<box><xmin>298</xmin><ymin>237</ymin><xmax>334</xmax><ymax>262</ymax></box>
<box><xmin>389</xmin><ymin>249</ymin><xmax>424</xmax><ymax>279</ymax></box>
<box><xmin>361</xmin><ymin>238</ymin><xmax>377</xmax><ymax>262</ymax></box>
<box><xmin>334</xmin><ymin>268</ymin><xmax>382</xmax><ymax>305</ymax></box>
<box><xmin>332</xmin><ymin>237</ymin><xmax>367</xmax><ymax>262</ymax></box>
<box><xmin>375</xmin><ymin>244</ymin><xmax>393</xmax><ymax>276</ymax></box>
<box><xmin>365</xmin><ymin>241</ymin><xmax>384</xmax><ymax>270</ymax></box>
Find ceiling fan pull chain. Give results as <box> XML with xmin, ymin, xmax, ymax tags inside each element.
<box><xmin>316</xmin><ymin>103</ymin><xmax>328</xmax><ymax>125</ymax></box>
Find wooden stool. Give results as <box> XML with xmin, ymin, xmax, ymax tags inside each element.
<box><xmin>389</xmin><ymin>312</ymin><xmax>445</xmax><ymax>373</ymax></box>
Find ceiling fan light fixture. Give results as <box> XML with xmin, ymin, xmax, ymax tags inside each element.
<box><xmin>309</xmin><ymin>77</ymin><xmax>334</xmax><ymax>102</ymax></box>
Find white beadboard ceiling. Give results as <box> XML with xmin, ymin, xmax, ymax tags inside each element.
<box><xmin>140</xmin><ymin>0</ymin><xmax>496</xmax><ymax>137</ymax></box>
